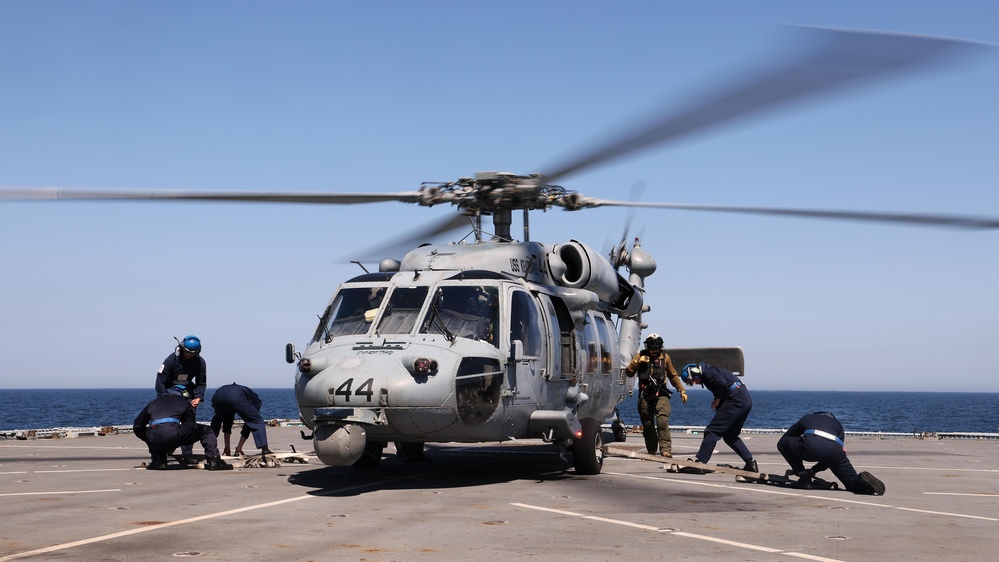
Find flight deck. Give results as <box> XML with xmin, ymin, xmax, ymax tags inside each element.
<box><xmin>2</xmin><ymin>425</ymin><xmax>997</xmax><ymax>561</ymax></box>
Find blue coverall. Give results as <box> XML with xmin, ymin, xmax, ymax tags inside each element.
<box><xmin>778</xmin><ymin>412</ymin><xmax>860</xmax><ymax>488</ymax></box>
<box><xmin>133</xmin><ymin>392</ymin><xmax>221</xmax><ymax>465</ymax></box>
<box><xmin>210</xmin><ymin>383</ymin><xmax>269</xmax><ymax>451</ymax></box>
<box><xmin>693</xmin><ymin>363</ymin><xmax>754</xmax><ymax>464</ymax></box>
<box><xmin>155</xmin><ymin>350</ymin><xmax>207</xmax><ymax>455</ymax></box>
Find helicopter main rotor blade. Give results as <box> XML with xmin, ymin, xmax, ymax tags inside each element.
<box><xmin>352</xmin><ymin>212</ymin><xmax>474</xmax><ymax>263</ymax></box>
<box><xmin>0</xmin><ymin>187</ymin><xmax>423</xmax><ymax>205</ymax></box>
<box><xmin>541</xmin><ymin>27</ymin><xmax>990</xmax><ymax>184</ymax></box>
<box><xmin>585</xmin><ymin>198</ymin><xmax>999</xmax><ymax>230</ymax></box>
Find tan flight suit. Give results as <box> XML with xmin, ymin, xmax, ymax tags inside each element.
<box><xmin>625</xmin><ymin>350</ymin><xmax>686</xmax><ymax>455</ymax></box>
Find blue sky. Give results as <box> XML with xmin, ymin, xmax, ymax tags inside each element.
<box><xmin>1</xmin><ymin>2</ymin><xmax>997</xmax><ymax>391</ymax></box>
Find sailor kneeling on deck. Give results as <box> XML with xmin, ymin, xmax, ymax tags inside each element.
<box><xmin>778</xmin><ymin>411</ymin><xmax>885</xmax><ymax>495</ymax></box>
<box><xmin>133</xmin><ymin>385</ymin><xmax>233</xmax><ymax>471</ymax></box>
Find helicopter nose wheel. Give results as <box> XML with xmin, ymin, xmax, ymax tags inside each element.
<box><xmin>571</xmin><ymin>417</ymin><xmax>605</xmax><ymax>475</ymax></box>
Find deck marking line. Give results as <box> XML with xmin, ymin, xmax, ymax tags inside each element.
<box><xmin>0</xmin><ymin>495</ymin><xmax>316</xmax><ymax>562</ymax></box>
<box><xmin>609</xmin><ymin>470</ymin><xmax>995</xmax><ymax>521</ymax></box>
<box><xmin>894</xmin><ymin>506</ymin><xmax>998</xmax><ymax>521</ymax></box>
<box><xmin>34</xmin><ymin>468</ymin><xmax>135</xmax><ymax>474</ymax></box>
<box><xmin>582</xmin><ymin>515</ymin><xmax>663</xmax><ymax>531</ymax></box>
<box><xmin>784</xmin><ymin>552</ymin><xmax>848</xmax><ymax>562</ymax></box>
<box><xmin>0</xmin><ymin>489</ymin><xmax>120</xmax><ymax>498</ymax></box>
<box><xmin>924</xmin><ymin>492</ymin><xmax>999</xmax><ymax>497</ymax></box>
<box><xmin>0</xmin><ymin>444</ymin><xmax>147</xmax><ymax>451</ymax></box>
<box><xmin>671</xmin><ymin>531</ymin><xmax>783</xmax><ymax>552</ymax></box>
<box><xmin>0</xmin><ymin>453</ymin><xmax>503</xmax><ymax>562</ymax></box>
<box><xmin>512</xmin><ymin>502</ymin><xmax>840</xmax><ymax>559</ymax></box>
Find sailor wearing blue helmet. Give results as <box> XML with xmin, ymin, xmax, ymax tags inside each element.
<box><xmin>155</xmin><ymin>335</ymin><xmax>207</xmax><ymax>456</ymax></box>
<box><xmin>680</xmin><ymin>362</ymin><xmax>757</xmax><ymax>474</ymax></box>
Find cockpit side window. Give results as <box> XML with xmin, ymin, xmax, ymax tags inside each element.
<box><xmin>595</xmin><ymin>315</ymin><xmax>614</xmax><ymax>374</ymax></box>
<box><xmin>510</xmin><ymin>290</ymin><xmax>541</xmax><ymax>357</ymax></box>
<box><xmin>376</xmin><ymin>286</ymin><xmax>430</xmax><ymax>335</ymax></box>
<box><xmin>312</xmin><ymin>285</ymin><xmax>388</xmax><ymax>342</ymax></box>
<box><xmin>420</xmin><ymin>285</ymin><xmax>498</xmax><ymax>347</ymax></box>
<box><xmin>582</xmin><ymin>319</ymin><xmax>598</xmax><ymax>375</ymax></box>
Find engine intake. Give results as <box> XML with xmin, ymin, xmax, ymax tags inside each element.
<box><xmin>548</xmin><ymin>240</ymin><xmax>643</xmax><ymax>316</ymax></box>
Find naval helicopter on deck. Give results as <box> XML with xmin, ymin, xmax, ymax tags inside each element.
<box><xmin>3</xmin><ymin>28</ymin><xmax>998</xmax><ymax>474</ymax></box>
<box><xmin>285</xmin><ymin>171</ymin><xmax>750</xmax><ymax>473</ymax></box>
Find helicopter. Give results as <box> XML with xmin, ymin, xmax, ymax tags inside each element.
<box><xmin>2</xmin><ymin>27</ymin><xmax>998</xmax><ymax>475</ymax></box>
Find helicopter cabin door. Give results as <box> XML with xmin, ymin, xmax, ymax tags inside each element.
<box><xmin>506</xmin><ymin>289</ymin><xmax>546</xmax><ymax>399</ymax></box>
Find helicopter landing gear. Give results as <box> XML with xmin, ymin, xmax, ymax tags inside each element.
<box><xmin>609</xmin><ymin>407</ymin><xmax>628</xmax><ymax>442</ymax></box>
<box><xmin>352</xmin><ymin>441</ymin><xmax>385</xmax><ymax>469</ymax></box>
<box><xmin>572</xmin><ymin>417</ymin><xmax>604</xmax><ymax>475</ymax></box>
<box><xmin>612</xmin><ymin>420</ymin><xmax>628</xmax><ymax>443</ymax></box>
<box><xmin>395</xmin><ymin>441</ymin><xmax>432</xmax><ymax>463</ymax></box>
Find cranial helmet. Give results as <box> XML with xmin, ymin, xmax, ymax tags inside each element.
<box><xmin>181</xmin><ymin>335</ymin><xmax>201</xmax><ymax>354</ymax></box>
<box><xmin>681</xmin><ymin>363</ymin><xmax>702</xmax><ymax>383</ymax></box>
<box><xmin>645</xmin><ymin>333</ymin><xmax>664</xmax><ymax>350</ymax></box>
<box><xmin>167</xmin><ymin>385</ymin><xmax>191</xmax><ymax>399</ymax></box>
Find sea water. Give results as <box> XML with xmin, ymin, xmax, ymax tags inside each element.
<box><xmin>1</xmin><ymin>388</ymin><xmax>997</xmax><ymax>434</ymax></box>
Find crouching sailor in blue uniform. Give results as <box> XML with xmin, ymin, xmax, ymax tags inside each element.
<box><xmin>680</xmin><ymin>363</ymin><xmax>757</xmax><ymax>473</ymax></box>
<box><xmin>210</xmin><ymin>382</ymin><xmax>271</xmax><ymax>457</ymax></box>
<box><xmin>778</xmin><ymin>411</ymin><xmax>885</xmax><ymax>495</ymax></box>
<box><xmin>133</xmin><ymin>385</ymin><xmax>233</xmax><ymax>471</ymax></box>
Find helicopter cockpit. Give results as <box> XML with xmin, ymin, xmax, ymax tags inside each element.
<box><xmin>310</xmin><ymin>270</ymin><xmax>542</xmax><ymax>354</ymax></box>
<box><xmin>311</xmin><ymin>273</ymin><xmax>393</xmax><ymax>342</ymax></box>
<box><xmin>421</xmin><ymin>285</ymin><xmax>499</xmax><ymax>346</ymax></box>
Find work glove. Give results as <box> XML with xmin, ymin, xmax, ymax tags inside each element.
<box><xmin>680</xmin><ymin>391</ymin><xmax>688</xmax><ymax>403</ymax></box>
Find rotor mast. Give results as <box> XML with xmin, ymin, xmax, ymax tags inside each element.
<box><xmin>415</xmin><ymin>172</ymin><xmax>578</xmax><ymax>243</ymax></box>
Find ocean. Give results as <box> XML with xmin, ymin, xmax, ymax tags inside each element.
<box><xmin>1</xmin><ymin>388</ymin><xmax>997</xmax><ymax>434</ymax></box>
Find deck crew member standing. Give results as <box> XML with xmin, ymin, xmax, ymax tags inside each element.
<box><xmin>778</xmin><ymin>411</ymin><xmax>886</xmax><ymax>495</ymax></box>
<box><xmin>625</xmin><ymin>334</ymin><xmax>688</xmax><ymax>457</ymax></box>
<box><xmin>680</xmin><ymin>362</ymin><xmax>757</xmax><ymax>472</ymax></box>
<box><xmin>155</xmin><ymin>335</ymin><xmax>207</xmax><ymax>456</ymax></box>
<box><xmin>211</xmin><ymin>382</ymin><xmax>272</xmax><ymax>457</ymax></box>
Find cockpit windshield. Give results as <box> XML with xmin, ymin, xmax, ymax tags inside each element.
<box><xmin>375</xmin><ymin>286</ymin><xmax>430</xmax><ymax>335</ymax></box>
<box><xmin>312</xmin><ymin>285</ymin><xmax>387</xmax><ymax>343</ymax></box>
<box><xmin>420</xmin><ymin>285</ymin><xmax>499</xmax><ymax>347</ymax></box>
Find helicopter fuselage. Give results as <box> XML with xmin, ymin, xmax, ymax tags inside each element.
<box><xmin>292</xmin><ymin>239</ymin><xmax>647</xmax><ymax>469</ymax></box>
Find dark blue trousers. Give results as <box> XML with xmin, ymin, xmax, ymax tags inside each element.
<box><xmin>777</xmin><ymin>433</ymin><xmax>859</xmax><ymax>487</ymax></box>
<box><xmin>146</xmin><ymin>422</ymin><xmax>220</xmax><ymax>460</ymax></box>
<box><xmin>210</xmin><ymin>388</ymin><xmax>268</xmax><ymax>449</ymax></box>
<box><xmin>696</xmin><ymin>386</ymin><xmax>753</xmax><ymax>463</ymax></box>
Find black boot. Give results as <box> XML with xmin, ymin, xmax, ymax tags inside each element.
<box><xmin>146</xmin><ymin>455</ymin><xmax>168</xmax><ymax>470</ymax></box>
<box><xmin>743</xmin><ymin>459</ymin><xmax>758</xmax><ymax>473</ymax></box>
<box><xmin>206</xmin><ymin>457</ymin><xmax>233</xmax><ymax>471</ymax></box>
<box><xmin>849</xmin><ymin>472</ymin><xmax>885</xmax><ymax>495</ymax></box>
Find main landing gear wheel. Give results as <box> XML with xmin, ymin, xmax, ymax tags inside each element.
<box><xmin>572</xmin><ymin>417</ymin><xmax>604</xmax><ymax>475</ymax></box>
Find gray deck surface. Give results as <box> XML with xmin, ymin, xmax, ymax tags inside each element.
<box><xmin>2</xmin><ymin>426</ymin><xmax>997</xmax><ymax>561</ymax></box>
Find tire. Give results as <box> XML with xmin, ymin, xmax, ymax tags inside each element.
<box><xmin>572</xmin><ymin>417</ymin><xmax>604</xmax><ymax>475</ymax></box>
<box><xmin>352</xmin><ymin>441</ymin><xmax>384</xmax><ymax>469</ymax></box>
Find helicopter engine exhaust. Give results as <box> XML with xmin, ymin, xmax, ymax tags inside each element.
<box><xmin>313</xmin><ymin>423</ymin><xmax>367</xmax><ymax>466</ymax></box>
<box><xmin>549</xmin><ymin>240</ymin><xmax>643</xmax><ymax>316</ymax></box>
